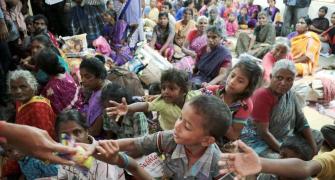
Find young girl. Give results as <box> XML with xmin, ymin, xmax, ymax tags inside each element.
<box><xmin>238</xmin><ymin>6</ymin><xmax>249</xmax><ymax>29</ymax></box>
<box><xmin>264</xmin><ymin>0</ymin><xmax>280</xmax><ymax>23</ymax></box>
<box><xmin>106</xmin><ymin>68</ymin><xmax>201</xmax><ymax>131</ymax></box>
<box><xmin>36</xmin><ymin>48</ymin><xmax>83</xmax><ymax>114</ymax></box>
<box><xmin>102</xmin><ymin>10</ymin><xmax>132</xmax><ymax>66</ymax></box>
<box><xmin>201</xmin><ymin>55</ymin><xmax>262</xmax><ymax>145</ymax></box>
<box><xmin>101</xmin><ymin>83</ymin><xmax>149</xmax><ymax>139</ymax></box>
<box><xmin>150</xmin><ymin>12</ymin><xmax>175</xmax><ymax>61</ymax></box>
<box><xmin>226</xmin><ymin>12</ymin><xmax>238</xmax><ymax>36</ymax></box>
<box><xmin>55</xmin><ymin>109</ymin><xmax>125</xmax><ymax>179</ymax></box>
<box><xmin>80</xmin><ymin>57</ymin><xmax>109</xmax><ymax>138</ymax></box>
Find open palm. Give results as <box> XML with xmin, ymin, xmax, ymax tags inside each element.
<box><xmin>105</xmin><ymin>97</ymin><xmax>128</xmax><ymax>117</ymax></box>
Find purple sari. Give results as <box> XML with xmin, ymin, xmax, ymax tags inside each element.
<box><xmin>103</xmin><ymin>20</ymin><xmax>132</xmax><ymax>66</ymax></box>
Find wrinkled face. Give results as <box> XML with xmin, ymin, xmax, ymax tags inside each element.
<box><xmin>318</xmin><ymin>9</ymin><xmax>326</xmax><ymax>18</ymax></box>
<box><xmin>33</xmin><ymin>19</ymin><xmax>47</xmax><ymax>34</ymax></box>
<box><xmin>258</xmin><ymin>14</ymin><xmax>268</xmax><ymax>26</ymax></box>
<box><xmin>158</xmin><ymin>15</ymin><xmax>169</xmax><ymax>26</ymax></box>
<box><xmin>30</xmin><ymin>40</ymin><xmax>46</xmax><ymax>56</ymax></box>
<box><xmin>270</xmin><ymin>69</ymin><xmax>295</xmax><ymax>95</ymax></box>
<box><xmin>160</xmin><ymin>81</ymin><xmax>184</xmax><ymax>104</ymax></box>
<box><xmin>80</xmin><ymin>68</ymin><xmax>100</xmax><ymax>91</ymax></box>
<box><xmin>173</xmin><ymin>103</ymin><xmax>208</xmax><ymax>145</ymax></box>
<box><xmin>207</xmin><ymin>31</ymin><xmax>221</xmax><ymax>49</ymax></box>
<box><xmin>331</xmin><ymin>14</ymin><xmax>335</xmax><ymax>25</ymax></box>
<box><xmin>196</xmin><ymin>18</ymin><xmax>208</xmax><ymax>32</ymax></box>
<box><xmin>272</xmin><ymin>45</ymin><xmax>288</xmax><ymax>60</ymax></box>
<box><xmin>57</xmin><ymin>121</ymin><xmax>88</xmax><ymax>144</ymax></box>
<box><xmin>225</xmin><ymin>67</ymin><xmax>250</xmax><ymax>95</ymax></box>
<box><xmin>10</xmin><ymin>77</ymin><xmax>35</xmax><ymax>103</ymax></box>
<box><xmin>295</xmin><ymin>18</ymin><xmax>308</xmax><ymax>34</ymax></box>
<box><xmin>183</xmin><ymin>10</ymin><xmax>193</xmax><ymax>21</ymax></box>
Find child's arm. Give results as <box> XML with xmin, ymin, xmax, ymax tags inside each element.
<box><xmin>105</xmin><ymin>98</ymin><xmax>149</xmax><ymax>117</ymax></box>
<box><xmin>95</xmin><ymin>140</ymin><xmax>152</xmax><ymax>180</ymax></box>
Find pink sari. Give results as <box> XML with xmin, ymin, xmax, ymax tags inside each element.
<box><xmin>174</xmin><ymin>32</ymin><xmax>207</xmax><ymax>72</ymax></box>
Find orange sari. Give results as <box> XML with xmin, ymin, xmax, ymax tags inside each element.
<box><xmin>291</xmin><ymin>31</ymin><xmax>321</xmax><ymax>76</ymax></box>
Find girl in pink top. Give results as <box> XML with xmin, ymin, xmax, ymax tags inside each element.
<box><xmin>226</xmin><ymin>12</ymin><xmax>238</xmax><ymax>36</ymax></box>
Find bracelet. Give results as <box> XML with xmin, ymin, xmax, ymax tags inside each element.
<box><xmin>119</xmin><ymin>152</ymin><xmax>129</xmax><ymax>169</ymax></box>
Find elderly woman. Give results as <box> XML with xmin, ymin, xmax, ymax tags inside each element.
<box><xmin>236</xmin><ymin>11</ymin><xmax>276</xmax><ymax>58</ymax></box>
<box><xmin>191</xmin><ymin>25</ymin><xmax>232</xmax><ymax>87</ymax></box>
<box><xmin>8</xmin><ymin>70</ymin><xmax>56</xmax><ymax>138</ymax></box>
<box><xmin>175</xmin><ymin>7</ymin><xmax>196</xmax><ymax>43</ymax></box>
<box><xmin>288</xmin><ymin>16</ymin><xmax>321</xmax><ymax>76</ymax></box>
<box><xmin>262</xmin><ymin>42</ymin><xmax>293</xmax><ymax>82</ymax></box>
<box><xmin>174</xmin><ymin>16</ymin><xmax>208</xmax><ymax>72</ymax></box>
<box><xmin>241</xmin><ymin>60</ymin><xmax>323</xmax><ymax>158</ymax></box>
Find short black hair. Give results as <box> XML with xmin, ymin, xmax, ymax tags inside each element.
<box><xmin>25</xmin><ymin>15</ymin><xmax>34</xmax><ymax>24</ymax></box>
<box><xmin>148</xmin><ymin>82</ymin><xmax>161</xmax><ymax>95</ymax></box>
<box><xmin>160</xmin><ymin>69</ymin><xmax>189</xmax><ymax>94</ymax></box>
<box><xmin>158</xmin><ymin>12</ymin><xmax>169</xmax><ymax>19</ymax></box>
<box><xmin>163</xmin><ymin>1</ymin><xmax>172</xmax><ymax>10</ymax></box>
<box><xmin>35</xmin><ymin>48</ymin><xmax>65</xmax><ymax>76</ymax></box>
<box><xmin>33</xmin><ymin>14</ymin><xmax>48</xmax><ymax>26</ymax></box>
<box><xmin>188</xmin><ymin>95</ymin><xmax>232</xmax><ymax>140</ymax></box>
<box><xmin>319</xmin><ymin>6</ymin><xmax>328</xmax><ymax>14</ymax></box>
<box><xmin>101</xmin><ymin>83</ymin><xmax>132</xmax><ymax>104</ymax></box>
<box><xmin>183</xmin><ymin>0</ymin><xmax>193</xmax><ymax>7</ymax></box>
<box><xmin>280</xmin><ymin>136</ymin><xmax>313</xmax><ymax>161</ymax></box>
<box><xmin>300</xmin><ymin>16</ymin><xmax>312</xmax><ymax>26</ymax></box>
<box><xmin>183</xmin><ymin>7</ymin><xmax>193</xmax><ymax>16</ymax></box>
<box><xmin>31</xmin><ymin>34</ymin><xmax>61</xmax><ymax>55</ymax></box>
<box><xmin>55</xmin><ymin>109</ymin><xmax>89</xmax><ymax>136</ymax></box>
<box><xmin>80</xmin><ymin>57</ymin><xmax>107</xmax><ymax>80</ymax></box>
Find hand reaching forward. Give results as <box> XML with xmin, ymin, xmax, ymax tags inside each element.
<box><xmin>218</xmin><ymin>140</ymin><xmax>261</xmax><ymax>179</ymax></box>
<box><xmin>94</xmin><ymin>140</ymin><xmax>122</xmax><ymax>166</ymax></box>
<box><xmin>105</xmin><ymin>97</ymin><xmax>128</xmax><ymax>117</ymax></box>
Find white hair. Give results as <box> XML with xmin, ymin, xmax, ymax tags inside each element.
<box><xmin>271</xmin><ymin>59</ymin><xmax>297</xmax><ymax>76</ymax></box>
<box><xmin>272</xmin><ymin>38</ymin><xmax>291</xmax><ymax>53</ymax></box>
<box><xmin>7</xmin><ymin>70</ymin><xmax>38</xmax><ymax>93</ymax></box>
<box><xmin>196</xmin><ymin>15</ymin><xmax>208</xmax><ymax>25</ymax></box>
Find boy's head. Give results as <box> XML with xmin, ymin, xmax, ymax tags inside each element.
<box><xmin>101</xmin><ymin>83</ymin><xmax>132</xmax><ymax>108</ymax></box>
<box><xmin>280</xmin><ymin>136</ymin><xmax>313</xmax><ymax>161</ymax></box>
<box><xmin>173</xmin><ymin>95</ymin><xmax>232</xmax><ymax>147</ymax></box>
<box><xmin>160</xmin><ymin>68</ymin><xmax>189</xmax><ymax>104</ymax></box>
<box><xmin>162</xmin><ymin>1</ymin><xmax>172</xmax><ymax>13</ymax></box>
<box><xmin>267</xmin><ymin>0</ymin><xmax>275</xmax><ymax>7</ymax></box>
<box><xmin>318</xmin><ymin>6</ymin><xmax>328</xmax><ymax>18</ymax></box>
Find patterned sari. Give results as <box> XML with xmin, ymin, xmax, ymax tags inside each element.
<box><xmin>174</xmin><ymin>30</ymin><xmax>207</xmax><ymax>73</ymax></box>
<box><xmin>41</xmin><ymin>73</ymin><xmax>83</xmax><ymax>114</ymax></box>
<box><xmin>291</xmin><ymin>31</ymin><xmax>321</xmax><ymax>76</ymax></box>
<box><xmin>321</xmin><ymin>25</ymin><xmax>335</xmax><ymax>54</ymax></box>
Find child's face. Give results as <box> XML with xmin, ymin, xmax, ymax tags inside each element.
<box><xmin>161</xmin><ymin>5</ymin><xmax>170</xmax><ymax>13</ymax></box>
<box><xmin>31</xmin><ymin>40</ymin><xmax>46</xmax><ymax>56</ymax></box>
<box><xmin>228</xmin><ymin>14</ymin><xmax>235</xmax><ymax>21</ymax></box>
<box><xmin>173</xmin><ymin>103</ymin><xmax>210</xmax><ymax>146</ymax></box>
<box><xmin>158</xmin><ymin>16</ymin><xmax>169</xmax><ymax>27</ymax></box>
<box><xmin>57</xmin><ymin>121</ymin><xmax>88</xmax><ymax>144</ymax></box>
<box><xmin>225</xmin><ymin>67</ymin><xmax>249</xmax><ymax>95</ymax></box>
<box><xmin>161</xmin><ymin>82</ymin><xmax>184</xmax><ymax>104</ymax></box>
<box><xmin>175</xmin><ymin>36</ymin><xmax>184</xmax><ymax>46</ymax></box>
<box><xmin>240</xmin><ymin>8</ymin><xmax>247</xmax><ymax>15</ymax></box>
<box><xmin>80</xmin><ymin>68</ymin><xmax>101</xmax><ymax>91</ymax></box>
<box><xmin>102</xmin><ymin>13</ymin><xmax>114</xmax><ymax>24</ymax></box>
<box><xmin>318</xmin><ymin>9</ymin><xmax>326</xmax><ymax>18</ymax></box>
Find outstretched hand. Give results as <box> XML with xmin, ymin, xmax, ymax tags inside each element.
<box><xmin>218</xmin><ymin>140</ymin><xmax>261</xmax><ymax>179</ymax></box>
<box><xmin>1</xmin><ymin>123</ymin><xmax>76</xmax><ymax>165</ymax></box>
<box><xmin>105</xmin><ymin>97</ymin><xmax>128</xmax><ymax>117</ymax></box>
<box><xmin>94</xmin><ymin>140</ymin><xmax>121</xmax><ymax>165</ymax></box>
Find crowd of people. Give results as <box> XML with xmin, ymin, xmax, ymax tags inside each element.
<box><xmin>0</xmin><ymin>0</ymin><xmax>335</xmax><ymax>179</ymax></box>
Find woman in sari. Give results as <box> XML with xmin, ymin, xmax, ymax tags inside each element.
<box><xmin>208</xmin><ymin>6</ymin><xmax>226</xmax><ymax>38</ymax></box>
<box><xmin>320</xmin><ymin>12</ymin><xmax>335</xmax><ymax>55</ymax></box>
<box><xmin>192</xmin><ymin>25</ymin><xmax>232</xmax><ymax>87</ymax></box>
<box><xmin>174</xmin><ymin>16</ymin><xmax>208</xmax><ymax>73</ymax></box>
<box><xmin>175</xmin><ymin>8</ymin><xmax>196</xmax><ymax>44</ymax></box>
<box><xmin>102</xmin><ymin>10</ymin><xmax>132</xmax><ymax>66</ymax></box>
<box><xmin>36</xmin><ymin>48</ymin><xmax>83</xmax><ymax>114</ymax></box>
<box><xmin>290</xmin><ymin>16</ymin><xmax>321</xmax><ymax>76</ymax></box>
<box><xmin>236</xmin><ymin>11</ymin><xmax>276</xmax><ymax>58</ymax></box>
<box><xmin>241</xmin><ymin>60</ymin><xmax>323</xmax><ymax>159</ymax></box>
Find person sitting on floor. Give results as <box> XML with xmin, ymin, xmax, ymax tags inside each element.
<box><xmin>310</xmin><ymin>6</ymin><xmax>330</xmax><ymax>34</ymax></box>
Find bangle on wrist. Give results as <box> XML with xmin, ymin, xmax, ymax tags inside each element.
<box><xmin>118</xmin><ymin>152</ymin><xmax>129</xmax><ymax>169</ymax></box>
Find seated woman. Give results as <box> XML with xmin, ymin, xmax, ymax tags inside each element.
<box><xmin>192</xmin><ymin>25</ymin><xmax>232</xmax><ymax>87</ymax></box>
<box><xmin>8</xmin><ymin>70</ymin><xmax>56</xmax><ymax>138</ymax></box>
<box><xmin>236</xmin><ymin>11</ymin><xmax>276</xmax><ymax>58</ymax></box>
<box><xmin>320</xmin><ymin>12</ymin><xmax>335</xmax><ymax>55</ymax></box>
<box><xmin>175</xmin><ymin>7</ymin><xmax>196</xmax><ymax>43</ymax></box>
<box><xmin>208</xmin><ymin>6</ymin><xmax>227</xmax><ymax>38</ymax></box>
<box><xmin>80</xmin><ymin>57</ymin><xmax>110</xmax><ymax>139</ymax></box>
<box><xmin>262</xmin><ymin>42</ymin><xmax>292</xmax><ymax>82</ymax></box>
<box><xmin>102</xmin><ymin>10</ymin><xmax>132</xmax><ymax>66</ymax></box>
<box><xmin>174</xmin><ymin>16</ymin><xmax>208</xmax><ymax>73</ymax></box>
<box><xmin>35</xmin><ymin>48</ymin><xmax>83</xmax><ymax>114</ymax></box>
<box><xmin>241</xmin><ymin>60</ymin><xmax>323</xmax><ymax>159</ymax></box>
<box><xmin>150</xmin><ymin>12</ymin><xmax>175</xmax><ymax>61</ymax></box>
<box><xmin>289</xmin><ymin>16</ymin><xmax>321</xmax><ymax>76</ymax></box>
